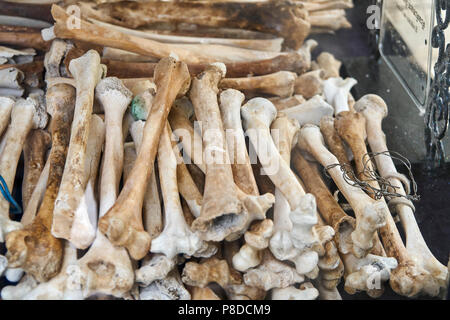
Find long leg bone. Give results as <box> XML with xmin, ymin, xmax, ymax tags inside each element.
<box><xmin>90</xmin><ymin>18</ymin><xmax>284</xmax><ymax>52</ymax></box>
<box><xmin>355</xmin><ymin>95</ymin><xmax>449</xmax><ymax>297</ymax></box>
<box><xmin>51</xmin><ymin>5</ymin><xmax>313</xmax><ymax>76</ymax></box>
<box><xmin>5</xmin><ymin>46</ymin><xmax>76</xmax><ymax>281</ymax></box>
<box><xmin>50</xmin><ymin>5</ymin><xmax>298</xmax><ymax>64</ymax></box>
<box><xmin>292</xmin><ymin>149</ymin><xmax>396</xmax><ymax>297</ymax></box>
<box><xmin>69</xmin><ymin>115</ymin><xmax>105</xmax><ymax>249</ymax></box>
<box><xmin>65</xmin><ymin>114</ymin><xmax>133</xmax><ymax>298</ymax></box>
<box><xmin>96</xmin><ymin>76</ymin><xmax>132</xmax><ymax>219</ymax></box>
<box><xmin>320</xmin><ymin>115</ymin><xmax>350</xmax><ymax>166</ymax></box>
<box><xmin>0</xmin><ymin>95</ymin><xmax>48</xmax><ymax>242</ymax></box>
<box><xmin>1</xmin><ymin>274</ymin><xmax>38</xmax><ymax>300</ymax></box>
<box><xmin>297</xmin><ymin>125</ymin><xmax>386</xmax><ymax>258</ymax></box>
<box><xmin>99</xmin><ymin>57</ymin><xmax>190</xmax><ymax>260</ymax></box>
<box><xmin>189</xmin><ymin>63</ymin><xmax>246</xmax><ymax>241</ymax></box>
<box><xmin>22</xmin><ymin>129</ymin><xmax>51</xmax><ymax>211</ymax></box>
<box><xmin>129</xmin><ymin>120</ymin><xmax>162</xmax><ymax>240</ymax></box>
<box><xmin>151</xmin><ymin>123</ymin><xmax>204</xmax><ymax>258</ymax></box>
<box><xmin>51</xmin><ymin>49</ymin><xmax>104</xmax><ymax>240</ymax></box>
<box><xmin>77</xmin><ymin>0</ymin><xmax>310</xmax><ymax>50</ymax></box>
<box><xmin>219</xmin><ymin>89</ymin><xmax>274</xmax><ymax>239</ymax></box>
<box><xmin>220</xmin><ymin>71</ymin><xmax>297</xmax><ymax>98</ymax></box>
<box><xmin>241</xmin><ymin>98</ymin><xmax>305</xmax><ymax>210</ymax></box>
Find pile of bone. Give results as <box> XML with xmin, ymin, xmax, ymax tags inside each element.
<box><xmin>0</xmin><ymin>1</ymin><xmax>448</xmax><ymax>301</ymax></box>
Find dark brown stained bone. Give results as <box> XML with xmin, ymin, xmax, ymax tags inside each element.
<box><xmin>0</xmin><ymin>25</ymin><xmax>49</xmax><ymax>51</ymax></box>
<box><xmin>53</xmin><ymin>5</ymin><xmax>310</xmax><ymax>77</ymax></box>
<box><xmin>77</xmin><ymin>0</ymin><xmax>311</xmax><ymax>49</ymax></box>
<box><xmin>0</xmin><ymin>2</ymin><xmax>53</xmax><ymax>23</ymax></box>
<box><xmin>101</xmin><ymin>55</ymin><xmax>308</xmax><ymax>79</ymax></box>
<box><xmin>22</xmin><ymin>129</ymin><xmax>51</xmax><ymax>211</ymax></box>
<box><xmin>5</xmin><ymin>41</ymin><xmax>76</xmax><ymax>281</ymax></box>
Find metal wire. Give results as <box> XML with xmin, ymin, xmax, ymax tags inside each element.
<box><xmin>323</xmin><ymin>151</ymin><xmax>420</xmax><ymax>202</ymax></box>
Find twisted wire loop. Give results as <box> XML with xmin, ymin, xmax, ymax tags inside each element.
<box><xmin>425</xmin><ymin>0</ymin><xmax>450</xmax><ymax>168</ymax></box>
<box><xmin>0</xmin><ymin>175</ymin><xmax>22</xmax><ymax>214</ymax></box>
<box><xmin>323</xmin><ymin>151</ymin><xmax>420</xmax><ymax>205</ymax></box>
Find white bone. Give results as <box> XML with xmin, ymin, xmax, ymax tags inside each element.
<box><xmin>52</xmin><ymin>50</ymin><xmax>105</xmax><ymax>240</ymax></box>
<box><xmin>135</xmin><ymin>254</ymin><xmax>176</xmax><ymax>287</ymax></box>
<box><xmin>355</xmin><ymin>94</ymin><xmax>449</xmax><ymax>296</ymax></box>
<box><xmin>151</xmin><ymin>124</ymin><xmax>205</xmax><ymax>258</ymax></box>
<box><xmin>323</xmin><ymin>77</ymin><xmax>357</xmax><ymax>115</ymax></box>
<box><xmin>140</xmin><ymin>269</ymin><xmax>190</xmax><ymax>300</ymax></box>
<box><xmin>297</xmin><ymin>124</ymin><xmax>387</xmax><ymax>258</ymax></box>
<box><xmin>232</xmin><ymin>219</ymin><xmax>274</xmax><ymax>272</ymax></box>
<box><xmin>282</xmin><ymin>95</ymin><xmax>334</xmax><ymax>126</ymax></box>
<box><xmin>1</xmin><ymin>274</ymin><xmax>38</xmax><ymax>300</ymax></box>
<box><xmin>0</xmin><ymin>95</ymin><xmax>47</xmax><ymax>241</ymax></box>
<box><xmin>272</xmin><ymin>283</ymin><xmax>319</xmax><ymax>300</ymax></box>
<box><xmin>243</xmin><ymin>251</ymin><xmax>305</xmax><ymax>291</ymax></box>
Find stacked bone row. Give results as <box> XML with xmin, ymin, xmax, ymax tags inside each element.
<box><xmin>0</xmin><ymin>0</ymin><xmax>448</xmax><ymax>300</ymax></box>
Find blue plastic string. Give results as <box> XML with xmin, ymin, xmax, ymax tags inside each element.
<box><xmin>0</xmin><ymin>175</ymin><xmax>22</xmax><ymax>214</ymax></box>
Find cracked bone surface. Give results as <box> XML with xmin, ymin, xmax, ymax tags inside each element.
<box><xmin>243</xmin><ymin>250</ymin><xmax>304</xmax><ymax>291</ymax></box>
<box><xmin>151</xmin><ymin>123</ymin><xmax>205</xmax><ymax>258</ymax></box>
<box><xmin>323</xmin><ymin>77</ymin><xmax>357</xmax><ymax>115</ymax></box>
<box><xmin>5</xmin><ymin>41</ymin><xmax>76</xmax><ymax>282</ymax></box>
<box><xmin>51</xmin><ymin>49</ymin><xmax>104</xmax><ymax>240</ymax></box>
<box><xmin>129</xmin><ymin>120</ymin><xmax>162</xmax><ymax>240</ymax></box>
<box><xmin>282</xmin><ymin>95</ymin><xmax>334</xmax><ymax>126</ymax></box>
<box><xmin>297</xmin><ymin>125</ymin><xmax>386</xmax><ymax>258</ymax></box>
<box><xmin>22</xmin><ymin>129</ymin><xmax>51</xmax><ymax>211</ymax></box>
<box><xmin>140</xmin><ymin>269</ymin><xmax>190</xmax><ymax>300</ymax></box>
<box><xmin>189</xmin><ymin>63</ymin><xmax>247</xmax><ymax>241</ymax></box>
<box><xmin>135</xmin><ymin>254</ymin><xmax>176</xmax><ymax>287</ymax></box>
<box><xmin>355</xmin><ymin>94</ymin><xmax>449</xmax><ymax>297</ymax></box>
<box><xmin>16</xmin><ymin>241</ymin><xmax>83</xmax><ymax>300</ymax></box>
<box><xmin>0</xmin><ymin>67</ymin><xmax>24</xmax><ymax>89</ymax></box>
<box><xmin>99</xmin><ymin>57</ymin><xmax>190</xmax><ymax>260</ymax></box>
<box><xmin>220</xmin><ymin>71</ymin><xmax>297</xmax><ymax>98</ymax></box>
<box><xmin>77</xmin><ymin>0</ymin><xmax>310</xmax><ymax>50</ymax></box>
<box><xmin>0</xmin><ymin>95</ymin><xmax>48</xmax><ymax>242</ymax></box>
<box><xmin>232</xmin><ymin>219</ymin><xmax>274</xmax><ymax>272</ymax></box>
